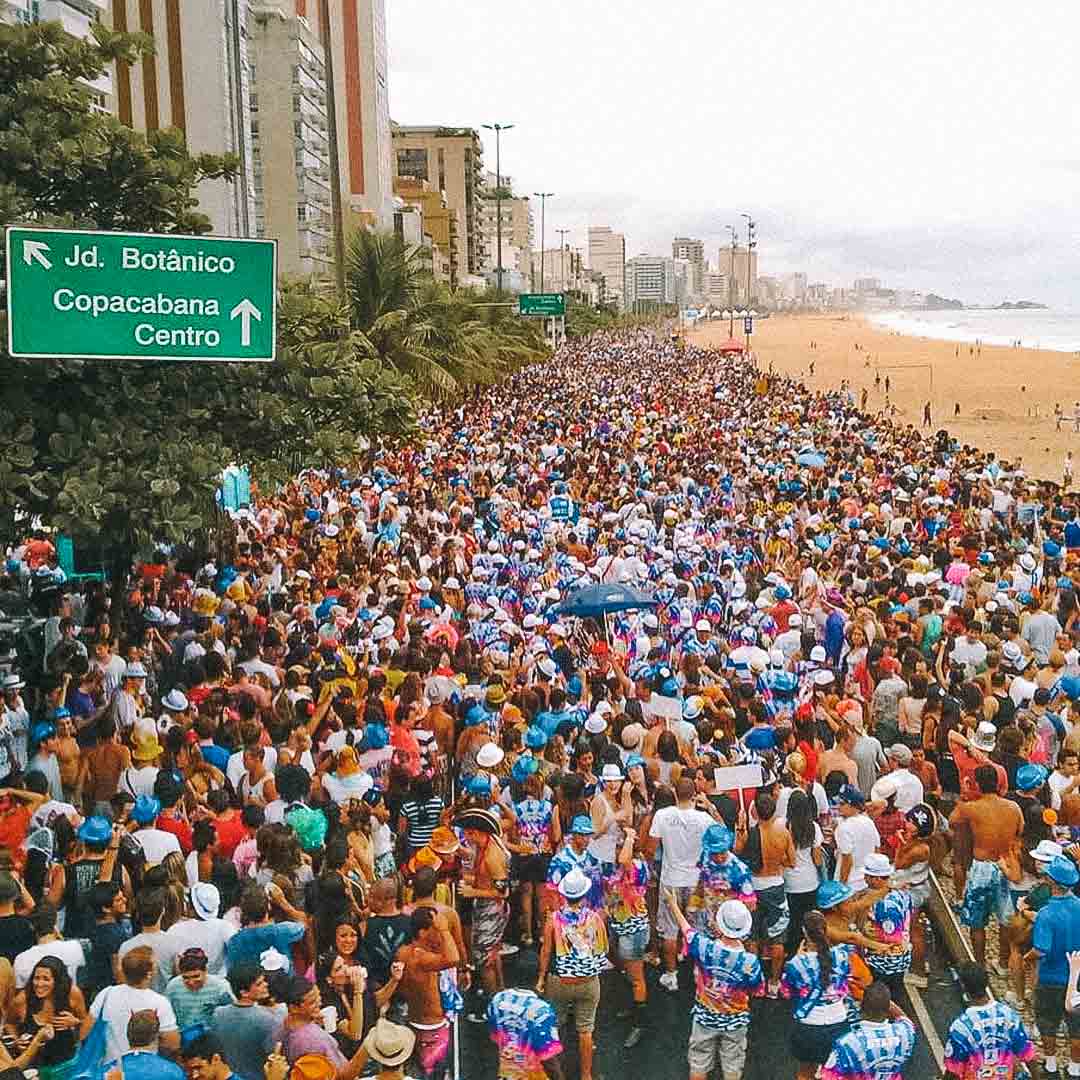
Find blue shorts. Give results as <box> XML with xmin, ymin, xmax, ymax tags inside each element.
<box><xmin>960</xmin><ymin>859</ymin><xmax>1013</xmax><ymax>930</ymax></box>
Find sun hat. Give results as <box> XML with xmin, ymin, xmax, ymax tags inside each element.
<box><xmin>476</xmin><ymin>743</ymin><xmax>504</xmax><ymax>769</ymax></box>
<box><xmin>788</xmin><ymin>613</ymin><xmax>803</xmax><ymax>627</ymax></box>
<box><xmin>1016</xmin><ymin>764</ymin><xmax>1049</xmax><ymax>792</ymax></box>
<box><xmin>537</xmin><ymin>657</ymin><xmax>558</xmax><ymax>679</ymax></box>
<box><xmin>260</xmin><ymin>947</ymin><xmax>289</xmax><ymax>972</ymax></box>
<box><xmin>812</xmin><ymin>669</ymin><xmax>835</xmax><ymax>687</ymax></box>
<box><xmin>558</xmin><ymin>867</ymin><xmax>592</xmax><ymax>901</ymax></box>
<box><xmin>1</xmin><ymin>674</ymin><xmax>25</xmax><ymax>691</ymax></box>
<box><xmin>625</xmin><ymin>753</ymin><xmax>646</xmax><ymax>772</ymax></box>
<box><xmin>584</xmin><ymin>713</ymin><xmax>608</xmax><ymax>734</ymax></box>
<box><xmin>971</xmin><ymin>721</ymin><xmax>997</xmax><ymax>753</ymax></box>
<box><xmin>524</xmin><ymin>726</ymin><xmax>548</xmax><ymax>750</ymax></box>
<box><xmin>485</xmin><ymin>685</ymin><xmax>507</xmax><ymax>707</ymax></box>
<box><xmin>132</xmin><ymin>730</ymin><xmax>164</xmax><ymax>761</ymax></box>
<box><xmin>162</xmin><ymin>689</ymin><xmax>189</xmax><ymax>712</ymax></box>
<box><xmin>290</xmin><ymin>1054</ymin><xmax>337</xmax><ymax>1080</ymax></box>
<box><xmin>620</xmin><ymin>722</ymin><xmax>645</xmax><ymax>750</ymax></box>
<box><xmin>864</xmin><ymin>853</ymin><xmax>894</xmax><ymax>878</ymax></box>
<box><xmin>463</xmin><ymin>705</ymin><xmax>487</xmax><ymax>728</ymax></box>
<box><xmin>362</xmin><ymin>1019</ymin><xmax>417</xmax><ymax>1069</ymax></box>
<box><xmin>76</xmin><ymin>815</ymin><xmax>112</xmax><ymax>848</ymax></box>
<box><xmin>701</xmin><ymin>823</ymin><xmax>734</xmax><ymax>855</ymax></box>
<box><xmin>511</xmin><ymin>756</ymin><xmax>540</xmax><ymax>784</ymax></box>
<box><xmin>1047</xmin><ymin>856</ymin><xmax>1080</xmax><ymax>888</ymax></box>
<box><xmin>123</xmin><ymin>661</ymin><xmax>148</xmax><ymax>679</ymax></box>
<box><xmin>817</xmin><ymin>879</ymin><xmax>853</xmax><ymax>910</ymax></box>
<box><xmin>683</xmin><ymin>695</ymin><xmax>705</xmax><ymax>720</ymax></box>
<box><xmin>453</xmin><ymin>807</ymin><xmax>502</xmax><ymax>837</ymax></box>
<box><xmin>600</xmin><ymin>763</ymin><xmax>624</xmax><ymax>783</ymax></box>
<box><xmin>569</xmin><ymin>814</ymin><xmax>594</xmax><ymax>836</ymax></box>
<box><xmin>1001</xmin><ymin>641</ymin><xmax>1029</xmax><ymax>671</ymax></box>
<box><xmin>191</xmin><ymin>882</ymin><xmax>221</xmax><ymax>920</ymax></box>
<box><xmin>716</xmin><ymin>899</ymin><xmax>753</xmax><ymax>939</ymax></box>
<box><xmin>810</xmin><ymin>645</ymin><xmax>827</xmax><ymax>663</ymax></box>
<box><xmin>1032</xmin><ymin>839</ymin><xmax>1065</xmax><ymax>864</ymax></box>
<box><xmin>465</xmin><ymin>774</ymin><xmax>493</xmax><ymax>798</ymax></box>
<box><xmin>131</xmin><ymin>794</ymin><xmax>162</xmax><ymax>825</ymax></box>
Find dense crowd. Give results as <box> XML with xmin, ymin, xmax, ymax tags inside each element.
<box><xmin>1</xmin><ymin>330</ymin><xmax>1079</xmax><ymax>1080</ymax></box>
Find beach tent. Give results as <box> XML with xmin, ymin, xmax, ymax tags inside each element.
<box><xmin>554</xmin><ymin>582</ymin><xmax>658</xmax><ymax>619</ymax></box>
<box><xmin>718</xmin><ymin>337</ymin><xmax>746</xmax><ymax>355</ymax></box>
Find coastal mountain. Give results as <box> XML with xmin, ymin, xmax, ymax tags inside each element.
<box><xmin>923</xmin><ymin>294</ymin><xmax>964</xmax><ymax>310</ymax></box>
<box><xmin>995</xmin><ymin>300</ymin><xmax>1048</xmax><ymax>309</ymax></box>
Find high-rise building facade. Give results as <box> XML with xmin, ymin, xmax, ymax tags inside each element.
<box><xmin>249</xmin><ymin>2</ymin><xmax>332</xmax><ymax>275</ymax></box>
<box><xmin>302</xmin><ymin>0</ymin><xmax>394</xmax><ymax>231</ymax></box>
<box><xmin>672</xmin><ymin>236</ymin><xmax>705</xmax><ymax>300</ymax></box>
<box><xmin>109</xmin><ymin>0</ymin><xmax>257</xmax><ymax>237</ymax></box>
<box><xmin>588</xmin><ymin>226</ymin><xmax>625</xmax><ymax>310</ymax></box>
<box><xmin>625</xmin><ymin>255</ymin><xmax>667</xmax><ymax>307</ymax></box>
<box><xmin>718</xmin><ymin>244</ymin><xmax>758</xmax><ymax>306</ymax></box>
<box><xmin>393</xmin><ymin>125</ymin><xmax>486</xmax><ymax>283</ymax></box>
<box><xmin>393</xmin><ymin>177</ymin><xmax>456</xmax><ymax>286</ymax></box>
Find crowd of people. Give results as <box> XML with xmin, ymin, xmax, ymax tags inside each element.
<box><xmin>0</xmin><ymin>329</ymin><xmax>1079</xmax><ymax>1080</ymax></box>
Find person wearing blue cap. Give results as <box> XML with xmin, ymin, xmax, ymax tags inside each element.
<box><xmin>27</xmin><ymin>721</ymin><xmax>63</xmax><ymax>801</ymax></box>
<box><xmin>130</xmin><ymin>794</ymin><xmax>182</xmax><ymax>866</ymax></box>
<box><xmin>1031</xmin><ymin>854</ymin><xmax>1080</xmax><ymax>1077</ymax></box>
<box><xmin>689</xmin><ymin>824</ymin><xmax>756</xmax><ymax>936</ymax></box>
<box><xmin>546</xmin><ymin>815</ymin><xmax>603</xmax><ymax>914</ymax></box>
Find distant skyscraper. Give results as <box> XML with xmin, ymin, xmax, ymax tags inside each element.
<box><xmin>672</xmin><ymin>237</ymin><xmax>704</xmax><ymax>299</ymax></box>
<box><xmin>588</xmin><ymin>226</ymin><xmax>626</xmax><ymax>310</ymax></box>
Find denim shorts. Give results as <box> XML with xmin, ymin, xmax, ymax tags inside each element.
<box><xmin>613</xmin><ymin>925</ymin><xmax>649</xmax><ymax>962</ymax></box>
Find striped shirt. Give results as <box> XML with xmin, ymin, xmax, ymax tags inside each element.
<box><xmin>400</xmin><ymin>795</ymin><xmax>444</xmax><ymax>851</ymax></box>
<box><xmin>944</xmin><ymin>1002</ymin><xmax>1034</xmax><ymax>1080</ymax></box>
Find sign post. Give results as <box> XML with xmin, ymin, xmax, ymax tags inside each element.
<box><xmin>5</xmin><ymin>226</ymin><xmax>277</xmax><ymax>362</ymax></box>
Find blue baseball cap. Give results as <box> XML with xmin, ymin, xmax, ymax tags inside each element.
<box><xmin>511</xmin><ymin>756</ymin><xmax>539</xmax><ymax>784</ymax></box>
<box><xmin>131</xmin><ymin>794</ymin><xmax>162</xmax><ymax>825</ymax></box>
<box><xmin>1016</xmin><ymin>764</ymin><xmax>1049</xmax><ymax>793</ymax></box>
<box><xmin>464</xmin><ymin>705</ymin><xmax>487</xmax><ymax>728</ymax></box>
<box><xmin>836</xmin><ymin>784</ymin><xmax>865</xmax><ymax>807</ymax></box>
<box><xmin>76</xmin><ymin>815</ymin><xmax>112</xmax><ymax>848</ymax></box>
<box><xmin>524</xmin><ymin>726</ymin><xmax>548</xmax><ymax>750</ymax></box>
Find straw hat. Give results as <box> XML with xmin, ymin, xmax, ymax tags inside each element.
<box><xmin>362</xmin><ymin>1020</ymin><xmax>416</xmax><ymax>1067</ymax></box>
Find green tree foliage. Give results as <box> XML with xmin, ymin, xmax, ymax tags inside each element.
<box><xmin>0</xmin><ymin>21</ymin><xmax>415</xmax><ymax>556</ymax></box>
<box><xmin>345</xmin><ymin>229</ymin><xmax>547</xmax><ymax>398</ymax></box>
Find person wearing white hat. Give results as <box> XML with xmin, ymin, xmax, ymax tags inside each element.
<box><xmin>537</xmin><ymin>867</ymin><xmax>608</xmax><ymax>1080</ymax></box>
<box><xmin>662</xmin><ymin>890</ymin><xmax>762</xmax><ymax>1080</ymax></box>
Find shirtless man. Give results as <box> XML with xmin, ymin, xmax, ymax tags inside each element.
<box><xmin>394</xmin><ymin>906</ymin><xmax>459</xmax><ymax>1080</ymax></box>
<box><xmin>407</xmin><ymin>866</ymin><xmax>470</xmax><ymax>992</ymax></box>
<box><xmin>458</xmin><ymin>809</ymin><xmax>510</xmax><ymax>1020</ymax></box>
<box><xmin>949</xmin><ymin>764</ymin><xmax>1023</xmax><ymax>969</ymax></box>
<box><xmin>56</xmin><ymin>712</ymin><xmax>83</xmax><ymax>803</ymax></box>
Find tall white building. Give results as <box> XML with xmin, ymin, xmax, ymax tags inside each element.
<box><xmin>2</xmin><ymin>1</ymin><xmax>114</xmax><ymax>111</ymax></box>
<box><xmin>588</xmin><ymin>226</ymin><xmax>626</xmax><ymax>310</ymax></box>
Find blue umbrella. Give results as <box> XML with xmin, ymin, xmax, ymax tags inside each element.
<box><xmin>796</xmin><ymin>451</ymin><xmax>827</xmax><ymax>468</ymax></box>
<box><xmin>554</xmin><ymin>582</ymin><xmax>659</xmax><ymax>619</ymax></box>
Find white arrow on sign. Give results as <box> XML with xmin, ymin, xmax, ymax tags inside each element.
<box><xmin>23</xmin><ymin>239</ymin><xmax>52</xmax><ymax>270</ymax></box>
<box><xmin>229</xmin><ymin>298</ymin><xmax>262</xmax><ymax>347</ymax></box>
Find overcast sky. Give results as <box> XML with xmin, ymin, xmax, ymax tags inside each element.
<box><xmin>386</xmin><ymin>1</ymin><xmax>1078</xmax><ymax>306</ymax></box>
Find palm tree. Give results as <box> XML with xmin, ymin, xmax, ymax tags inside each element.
<box><xmin>344</xmin><ymin>230</ymin><xmax>546</xmax><ymax>399</ymax></box>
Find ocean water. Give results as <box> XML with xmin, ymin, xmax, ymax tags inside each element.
<box><xmin>870</xmin><ymin>308</ymin><xmax>1080</xmax><ymax>353</ymax></box>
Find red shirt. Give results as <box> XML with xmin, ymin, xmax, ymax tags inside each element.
<box><xmin>156</xmin><ymin>811</ymin><xmax>193</xmax><ymax>855</ymax></box>
<box><xmin>212</xmin><ymin>811</ymin><xmax>248</xmax><ymax>859</ymax></box>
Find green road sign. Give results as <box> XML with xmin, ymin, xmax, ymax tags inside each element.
<box><xmin>5</xmin><ymin>226</ymin><xmax>277</xmax><ymax>362</ymax></box>
<box><xmin>518</xmin><ymin>292</ymin><xmax>565</xmax><ymax>317</ymax></box>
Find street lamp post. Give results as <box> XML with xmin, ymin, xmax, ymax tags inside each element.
<box><xmin>741</xmin><ymin>213</ymin><xmax>757</xmax><ymax>357</ymax></box>
<box><xmin>555</xmin><ymin>228</ymin><xmax>569</xmax><ymax>294</ymax></box>
<box><xmin>726</xmin><ymin>224</ymin><xmax>737</xmax><ymax>336</ymax></box>
<box><xmin>482</xmin><ymin>123</ymin><xmax>513</xmax><ymax>295</ymax></box>
<box><xmin>533</xmin><ymin>191</ymin><xmax>554</xmax><ymax>291</ymax></box>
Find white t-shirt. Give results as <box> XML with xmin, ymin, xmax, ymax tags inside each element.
<box><xmin>90</xmin><ymin>984</ymin><xmax>177</xmax><ymax>1063</ymax></box>
<box><xmin>835</xmin><ymin>812</ymin><xmax>881</xmax><ymax>893</ymax></box>
<box><xmin>776</xmin><ymin>783</ymin><xmax>828</xmax><ymax>822</ymax></box>
<box><xmin>649</xmin><ymin>804</ymin><xmax>713</xmax><ymax>887</ymax></box>
<box><xmin>133</xmin><ymin>827</ymin><xmax>182</xmax><ymax>866</ymax></box>
<box><xmin>119</xmin><ymin>765</ymin><xmax>159</xmax><ymax>799</ymax></box>
<box><xmin>14</xmin><ymin>939</ymin><xmax>86</xmax><ymax>989</ymax></box>
<box><xmin>227</xmin><ymin>746</ymin><xmax>279</xmax><ymax>791</ymax></box>
<box><xmin>163</xmin><ymin>917</ymin><xmax>236</xmax><ymax>975</ymax></box>
<box><xmin>783</xmin><ymin>823</ymin><xmax>823</xmax><ymax>894</ymax></box>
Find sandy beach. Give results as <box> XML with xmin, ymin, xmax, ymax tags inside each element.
<box><xmin>691</xmin><ymin>314</ymin><xmax>1079</xmax><ymax>482</ymax></box>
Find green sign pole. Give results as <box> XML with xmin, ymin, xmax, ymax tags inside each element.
<box><xmin>5</xmin><ymin>227</ymin><xmax>277</xmax><ymax>362</ymax></box>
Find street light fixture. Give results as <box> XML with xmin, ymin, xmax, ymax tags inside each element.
<box><xmin>741</xmin><ymin>213</ymin><xmax>757</xmax><ymax>355</ymax></box>
<box><xmin>482</xmin><ymin>123</ymin><xmax>514</xmax><ymax>295</ymax></box>
<box><xmin>533</xmin><ymin>192</ymin><xmax>554</xmax><ymax>291</ymax></box>
<box><xmin>555</xmin><ymin>228</ymin><xmax>570</xmax><ymax>294</ymax></box>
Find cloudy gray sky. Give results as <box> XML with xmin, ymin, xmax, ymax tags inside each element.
<box><xmin>386</xmin><ymin>1</ymin><xmax>1078</xmax><ymax>307</ymax></box>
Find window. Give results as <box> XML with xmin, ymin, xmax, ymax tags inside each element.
<box><xmin>396</xmin><ymin>147</ymin><xmax>428</xmax><ymax>181</ymax></box>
